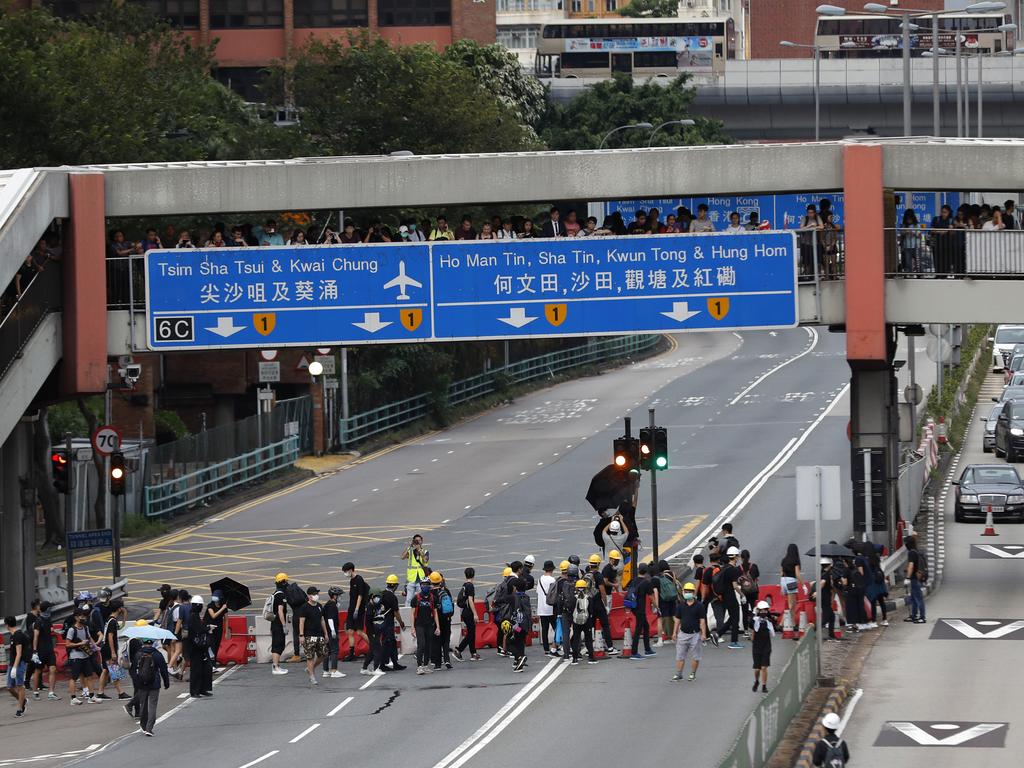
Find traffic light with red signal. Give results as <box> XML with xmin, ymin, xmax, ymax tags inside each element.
<box><xmin>109</xmin><ymin>451</ymin><xmax>126</xmax><ymax>496</ymax></box>
<box><xmin>51</xmin><ymin>450</ymin><xmax>70</xmax><ymax>494</ymax></box>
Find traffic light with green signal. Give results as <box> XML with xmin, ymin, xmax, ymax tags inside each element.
<box><xmin>652</xmin><ymin>426</ymin><xmax>668</xmax><ymax>470</ymax></box>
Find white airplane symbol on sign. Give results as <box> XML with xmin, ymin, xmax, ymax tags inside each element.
<box><xmin>383</xmin><ymin>261</ymin><xmax>422</xmax><ymax>301</ymax></box>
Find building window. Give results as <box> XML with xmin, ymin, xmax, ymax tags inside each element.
<box><xmin>210</xmin><ymin>0</ymin><xmax>284</xmax><ymax>28</ymax></box>
<box><xmin>377</xmin><ymin>0</ymin><xmax>450</xmax><ymax>26</ymax></box>
<box><xmin>294</xmin><ymin>0</ymin><xmax>368</xmax><ymax>27</ymax></box>
<box><xmin>496</xmin><ymin>0</ymin><xmax>562</xmax><ymax>11</ymax></box>
<box><xmin>132</xmin><ymin>0</ymin><xmax>201</xmax><ymax>28</ymax></box>
<box><xmin>497</xmin><ymin>25</ymin><xmax>539</xmax><ymax>49</ymax></box>
<box><xmin>42</xmin><ymin>0</ymin><xmax>108</xmax><ymax>20</ymax></box>
<box><xmin>214</xmin><ymin>67</ymin><xmax>269</xmax><ymax>102</ymax></box>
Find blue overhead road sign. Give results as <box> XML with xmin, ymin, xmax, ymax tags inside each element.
<box><xmin>144</xmin><ymin>232</ymin><xmax>797</xmax><ymax>350</ymax></box>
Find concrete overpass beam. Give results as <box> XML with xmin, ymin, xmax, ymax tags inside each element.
<box><xmin>0</xmin><ymin>421</ymin><xmax>34</xmax><ymax>616</ymax></box>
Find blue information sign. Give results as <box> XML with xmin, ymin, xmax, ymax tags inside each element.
<box><xmin>145</xmin><ymin>232</ymin><xmax>798</xmax><ymax>349</ymax></box>
<box><xmin>67</xmin><ymin>528</ymin><xmax>113</xmax><ymax>550</ymax></box>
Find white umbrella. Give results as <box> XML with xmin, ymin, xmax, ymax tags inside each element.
<box><xmin>123</xmin><ymin>625</ymin><xmax>177</xmax><ymax>641</ymax></box>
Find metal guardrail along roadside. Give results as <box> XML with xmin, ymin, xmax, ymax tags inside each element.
<box><xmin>144</xmin><ymin>436</ymin><xmax>300</xmax><ymax>517</ymax></box>
<box><xmin>340</xmin><ymin>335</ymin><xmax>660</xmax><ymax>446</ymax></box>
<box><xmin>717</xmin><ymin>629</ymin><xmax>819</xmax><ymax>768</ymax></box>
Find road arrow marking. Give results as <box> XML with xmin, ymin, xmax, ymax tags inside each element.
<box><xmin>661</xmin><ymin>302</ymin><xmax>701</xmax><ymax>323</ymax></box>
<box><xmin>352</xmin><ymin>312</ymin><xmax>392</xmax><ymax>333</ymax></box>
<box><xmin>498</xmin><ymin>307</ymin><xmax>537</xmax><ymax>328</ymax></box>
<box><xmin>973</xmin><ymin>544</ymin><xmax>1024</xmax><ymax>558</ymax></box>
<box><xmin>206</xmin><ymin>317</ymin><xmax>245</xmax><ymax>337</ymax></box>
<box><xmin>938</xmin><ymin>619</ymin><xmax>1024</xmax><ymax>639</ymax></box>
<box><xmin>887</xmin><ymin>722</ymin><xmax>1006</xmax><ymax>746</ymax></box>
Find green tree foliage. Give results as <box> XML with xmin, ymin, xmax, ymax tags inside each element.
<box><xmin>0</xmin><ymin>3</ymin><xmax>308</xmax><ymax>168</ymax></box>
<box><xmin>443</xmin><ymin>39</ymin><xmax>547</xmax><ymax>129</ymax></box>
<box><xmin>616</xmin><ymin>0</ymin><xmax>680</xmax><ymax>17</ymax></box>
<box><xmin>265</xmin><ymin>33</ymin><xmax>539</xmax><ymax>155</ymax></box>
<box><xmin>539</xmin><ymin>74</ymin><xmax>731</xmax><ymax>150</ymax></box>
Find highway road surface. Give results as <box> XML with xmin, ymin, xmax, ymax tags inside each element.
<box><xmin>4</xmin><ymin>328</ymin><xmax>859</xmax><ymax>767</ymax></box>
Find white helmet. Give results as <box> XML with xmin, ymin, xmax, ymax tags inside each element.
<box><xmin>822</xmin><ymin>713</ymin><xmax>841</xmax><ymax>730</ymax></box>
<box><xmin>608</xmin><ymin>520</ymin><xmax>622</xmax><ymax>535</ymax></box>
<box><xmin>524</xmin><ymin>555</ymin><xmax>536</xmax><ymax>566</ymax></box>
<box><xmin>190</xmin><ymin>595</ymin><xmax>204</xmax><ymax>605</ymax></box>
<box><xmin>755</xmin><ymin>600</ymin><xmax>770</xmax><ymax>611</ymax></box>
<box><xmin>726</xmin><ymin>546</ymin><xmax>741</xmax><ymax>557</ymax></box>
<box><xmin>820</xmin><ymin>557</ymin><xmax>833</xmax><ymax>565</ymax></box>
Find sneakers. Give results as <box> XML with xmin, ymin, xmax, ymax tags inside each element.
<box><xmin>416</xmin><ymin>666</ymin><xmax>425</xmax><ymax>675</ymax></box>
<box><xmin>391</xmin><ymin>664</ymin><xmax>407</xmax><ymax>671</ymax></box>
<box><xmin>309</xmin><ymin>675</ymin><xmax>318</xmax><ymax>686</ymax></box>
<box><xmin>605</xmin><ymin>647</ymin><xmax>620</xmax><ymax>656</ymax></box>
<box><xmin>95</xmin><ymin>693</ymin><xmax>111</xmax><ymax>700</ymax></box>
<box><xmin>88</xmin><ymin>696</ymin><xmax>101</xmax><ymax>703</ymax></box>
<box><xmin>371</xmin><ymin>669</ymin><xmax>387</xmax><ymax>676</ymax></box>
<box><xmin>330</xmin><ymin>670</ymin><xmax>346</xmax><ymax>678</ymax></box>
<box><xmin>904</xmin><ymin>617</ymin><xmax>918</xmax><ymax>623</ymax></box>
<box><xmin>470</xmin><ymin>654</ymin><xmax>482</xmax><ymax>661</ymax></box>
<box><xmin>70</xmin><ymin>697</ymin><xmax>83</xmax><ymax>706</ymax></box>
<box><xmin>514</xmin><ymin>656</ymin><xmax>527</xmax><ymax>672</ymax></box>
<box><xmin>322</xmin><ymin>671</ymin><xmax>331</xmax><ymax>678</ymax></box>
<box><xmin>587</xmin><ymin>659</ymin><xmax>599</xmax><ymax>665</ymax></box>
<box><xmin>761</xmin><ymin>685</ymin><xmax>769</xmax><ymax>693</ymax></box>
<box><xmin>671</xmin><ymin>673</ymin><xmax>683</xmax><ymax>681</ymax></box>
<box><xmin>423</xmin><ymin>665</ymin><xmax>433</xmax><ymax>674</ymax></box>
<box><xmin>272</xmin><ymin>667</ymin><xmax>288</xmax><ymax>675</ymax></box>
<box><xmin>914</xmin><ymin>618</ymin><xmax>927</xmax><ymax>624</ymax></box>
<box><xmin>15</xmin><ymin>708</ymin><xmax>25</xmax><ymax>718</ymax></box>
<box><xmin>451</xmin><ymin>648</ymin><xmax>463</xmax><ymax>662</ymax></box>
<box><xmin>32</xmin><ymin>691</ymin><xmax>40</xmax><ymax>701</ymax></box>
<box><xmin>728</xmin><ymin>643</ymin><xmax>744</xmax><ymax>650</ymax></box>
<box><xmin>444</xmin><ymin>663</ymin><xmax>452</xmax><ymax>670</ymax></box>
<box><xmin>708</xmin><ymin>633</ymin><xmax>720</xmax><ymax>648</ymax></box>
<box><xmin>124</xmin><ymin>703</ymin><xmax>135</xmax><ymax>717</ymax></box>
<box><xmin>688</xmin><ymin>673</ymin><xmax>696</xmax><ymax>681</ymax></box>
<box><xmin>569</xmin><ymin>660</ymin><xmax>579</xmax><ymax>666</ymax></box>
<box><xmin>143</xmin><ymin>730</ymin><xmax>154</xmax><ymax>737</ymax></box>
<box><xmin>118</xmin><ymin>692</ymin><xmax>131</xmax><ymax>700</ymax></box>
<box><xmin>360</xmin><ymin>669</ymin><xmax>372</xmax><ymax>676</ymax></box>
<box><xmin>629</xmin><ymin>653</ymin><xmax>646</xmax><ymax>660</ymax></box>
<box><xmin>47</xmin><ymin>692</ymin><xmax>60</xmax><ymax>701</ymax></box>
<box><xmin>880</xmin><ymin>620</ymin><xmax>890</xmax><ymax>627</ymax></box>
<box><xmin>752</xmin><ymin>680</ymin><xmax>759</xmax><ymax>692</ymax></box>
<box><xmin>644</xmin><ymin>650</ymin><xmax>657</xmax><ymax>657</ymax></box>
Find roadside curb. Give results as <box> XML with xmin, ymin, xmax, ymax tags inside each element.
<box><xmin>794</xmin><ymin>683</ymin><xmax>852</xmax><ymax>768</ymax></box>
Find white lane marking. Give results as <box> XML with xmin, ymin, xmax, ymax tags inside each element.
<box><xmin>0</xmin><ymin>745</ymin><xmax>102</xmax><ymax>767</ymax></box>
<box><xmin>728</xmin><ymin>327</ymin><xmax>818</xmax><ymax>406</ymax></box>
<box><xmin>835</xmin><ymin>688</ymin><xmax>863</xmax><ymax>736</ymax></box>
<box><xmin>431</xmin><ymin>658</ymin><xmax>562</xmax><ymax>768</ymax></box>
<box><xmin>359</xmin><ymin>674</ymin><xmax>382</xmax><ymax>690</ymax></box>
<box><xmin>668</xmin><ymin>382</ymin><xmax>850</xmax><ymax>560</ymax></box>
<box><xmin>237</xmin><ymin>751</ymin><xmax>280</xmax><ymax>768</ymax></box>
<box><xmin>446</xmin><ymin>660</ymin><xmax>572</xmax><ymax>768</ymax></box>
<box><xmin>327</xmin><ymin>696</ymin><xmax>355</xmax><ymax>717</ymax></box>
<box><xmin>441</xmin><ymin>519</ymin><xmax>450</xmax><ymax>524</ymax></box>
<box><xmin>289</xmin><ymin>723</ymin><xmax>321</xmax><ymax>743</ymax></box>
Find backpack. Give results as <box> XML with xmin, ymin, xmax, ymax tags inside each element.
<box><xmin>572</xmin><ymin>593</ymin><xmax>590</xmax><ymax>625</ymax></box>
<box><xmin>821</xmin><ymin>737</ymin><xmax>846</xmax><ymax>768</ymax></box>
<box><xmin>415</xmin><ymin>592</ymin><xmax>434</xmax><ymax>618</ymax></box>
<box><xmin>439</xmin><ymin>590</ymin><xmax>454</xmax><ymax>616</ymax></box>
<box><xmin>914</xmin><ymin>550</ymin><xmax>929</xmax><ymax>584</ymax></box>
<box><xmin>509</xmin><ymin>596</ymin><xmax>528</xmax><ymax>635</ymax></box>
<box><xmin>137</xmin><ymin>650</ymin><xmax>157</xmax><ymax>686</ymax></box>
<box><xmin>710</xmin><ymin>566</ymin><xmax>725</xmax><ymax>599</ymax></box>
<box><xmin>542</xmin><ymin>577</ymin><xmax>558</xmax><ymax>608</ymax></box>
<box><xmin>285</xmin><ymin>582</ymin><xmax>307</xmax><ymax>609</ymax></box>
<box><xmin>556</xmin><ymin>578</ymin><xmax>575</xmax><ymax>614</ymax></box>
<box><xmin>456</xmin><ymin>585</ymin><xmax>467</xmax><ymax>610</ymax></box>
<box><xmin>737</xmin><ymin>573</ymin><xmax>756</xmax><ymax>595</ymax></box>
<box><xmin>262</xmin><ymin>593</ymin><xmax>278</xmax><ymax>622</ymax></box>
<box><xmin>623</xmin><ymin>581</ymin><xmax>639</xmax><ymax>610</ymax></box>
<box><xmin>583</xmin><ymin>572</ymin><xmax>600</xmax><ymax>599</ymax></box>
<box><xmin>659</xmin><ymin>574</ymin><xmax>678</xmax><ymax>601</ymax></box>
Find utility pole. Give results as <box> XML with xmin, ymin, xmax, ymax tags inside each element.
<box><xmin>64</xmin><ymin>432</ymin><xmax>74</xmax><ymax>599</ymax></box>
<box><xmin>648</xmin><ymin>408</ymin><xmax>660</xmax><ymax>565</ymax></box>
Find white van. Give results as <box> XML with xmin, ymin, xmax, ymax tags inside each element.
<box><xmin>992</xmin><ymin>325</ymin><xmax>1024</xmax><ymax>371</ymax></box>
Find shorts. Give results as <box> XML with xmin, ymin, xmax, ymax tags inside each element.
<box><xmin>35</xmin><ymin>648</ymin><xmax>57</xmax><ymax>667</ymax></box>
<box><xmin>675</xmin><ymin>632</ymin><xmax>702</xmax><ymax>662</ymax></box>
<box><xmin>345</xmin><ymin>611</ymin><xmax>362</xmax><ymax>631</ymax></box>
<box><xmin>752</xmin><ymin>648</ymin><xmax>771</xmax><ymax>669</ymax></box>
<box><xmin>69</xmin><ymin>657</ymin><xmax>100</xmax><ymax>680</ymax></box>
<box><xmin>780</xmin><ymin>577</ymin><xmax>799</xmax><ymax>596</ymax></box>
<box><xmin>302</xmin><ymin>637</ymin><xmax>326</xmax><ymax>659</ymax></box>
<box><xmin>6</xmin><ymin>661</ymin><xmax>27</xmax><ymax>688</ymax></box>
<box><xmin>270</xmin><ymin>622</ymin><xmax>286</xmax><ymax>655</ymax></box>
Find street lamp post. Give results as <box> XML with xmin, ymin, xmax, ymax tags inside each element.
<box><xmin>598</xmin><ymin>122</ymin><xmax>654</xmax><ymax>149</ymax></box>
<box><xmin>647</xmin><ymin>119</ymin><xmax>696</xmax><ymax>147</ymax></box>
<box><xmin>780</xmin><ymin>41</ymin><xmax>822</xmax><ymax>141</ymax></box>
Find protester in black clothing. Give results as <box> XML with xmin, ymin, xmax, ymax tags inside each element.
<box><xmin>813</xmin><ymin>713</ymin><xmax>849</xmax><ymax>767</ymax></box>
<box><xmin>299</xmin><ymin>587</ymin><xmax>328</xmax><ymax>686</ymax></box>
<box><xmin>842</xmin><ymin>550</ymin><xmax>869</xmax><ymax>632</ymax></box>
<box><xmin>569</xmin><ymin>579</ymin><xmax>597</xmax><ymax>665</ymax></box>
<box><xmin>629</xmin><ymin>564</ymin><xmax>658</xmax><ymax>658</ymax></box>
<box><xmin>186</xmin><ymin>596</ymin><xmax>213</xmax><ymax>698</ymax></box>
<box><xmin>136</xmin><ymin>639</ymin><xmax>170</xmax><ymax>736</ymax></box>
<box><xmin>5</xmin><ymin>615</ymin><xmax>29</xmax><ymax>716</ymax></box>
<box><xmin>739</xmin><ymin>550</ymin><xmax>761</xmax><ymax>633</ymax></box>
<box><xmin>29</xmin><ymin>601</ymin><xmax>59</xmax><ymax>701</ymax></box>
<box><xmin>343</xmin><ymin>562</ymin><xmax>370</xmax><ymax>661</ymax></box>
<box><xmin>322</xmin><ymin>587</ymin><xmax>345</xmax><ymax>678</ymax></box>
<box><xmin>495</xmin><ymin>578</ymin><xmax>531</xmax><ymax>672</ymax></box>
<box><xmin>454</xmin><ymin>568</ymin><xmax>480</xmax><ymax>661</ymax></box>
<box><xmin>860</xmin><ymin>541</ymin><xmax>889</xmax><ymax>627</ymax></box>
<box><xmin>751</xmin><ymin>601</ymin><xmax>775</xmax><ymax>693</ymax></box>
<box><xmin>720</xmin><ymin>547</ymin><xmax>743</xmax><ymax>648</ymax></box>
<box><xmin>815</xmin><ymin>558</ymin><xmax>838</xmax><ymax>640</ymax></box>
<box><xmin>362</xmin><ymin>590</ymin><xmax>389</xmax><ymax>676</ymax></box>
<box><xmin>434</xmin><ymin>574</ymin><xmax>455</xmax><ymax>669</ymax></box>
<box><xmin>270</xmin><ymin>574</ymin><xmax>290</xmax><ymax>675</ymax></box>
<box><xmin>379</xmin><ymin>576</ymin><xmax>406</xmax><ymax>671</ymax></box>
<box><xmin>206</xmin><ymin>592</ymin><xmax>229</xmax><ymax>667</ymax></box>
<box><xmin>412</xmin><ymin>579</ymin><xmax>440</xmax><ymax>675</ymax></box>
<box><xmin>588</xmin><ymin>554</ymin><xmax>618</xmax><ymax>655</ymax></box>
<box><xmin>701</xmin><ymin>553</ymin><xmax>725</xmax><ymax>639</ymax></box>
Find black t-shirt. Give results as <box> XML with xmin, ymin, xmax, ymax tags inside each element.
<box><xmin>459</xmin><ymin>582</ymin><xmax>476</xmax><ymax>615</ymax></box>
<box><xmin>207</xmin><ymin>603</ymin><xmax>225</xmax><ymax>631</ymax></box>
<box><xmin>323</xmin><ymin>601</ymin><xmax>340</xmax><ymax>637</ymax></box>
<box><xmin>413</xmin><ymin>592</ymin><xmax>436</xmax><ymax>626</ymax></box>
<box><xmin>908</xmin><ymin>550</ymin><xmax>921</xmax><ymax>580</ymax></box>
<box><xmin>272</xmin><ymin>591</ymin><xmax>288</xmax><ymax>626</ymax></box>
<box><xmin>9</xmin><ymin>629</ymin><xmax>31</xmax><ymax>665</ymax></box>
<box><xmin>635</xmin><ymin>576</ymin><xmax>655</xmax><ymax>605</ymax></box>
<box><xmin>300</xmin><ymin>602</ymin><xmax>324</xmax><ymax>637</ymax></box>
<box><xmin>380</xmin><ymin>589</ymin><xmax>400</xmax><ymax>628</ymax></box>
<box><xmin>674</xmin><ymin>600</ymin><xmax>705</xmax><ymax>634</ymax></box>
<box><xmin>523</xmin><ymin>572</ymin><xmax>535</xmax><ymax>591</ymax></box>
<box><xmin>34</xmin><ymin>615</ymin><xmax>54</xmax><ymax>651</ymax></box>
<box><xmin>348</xmin><ymin>575</ymin><xmax>368</xmax><ymax>614</ymax></box>
<box><xmin>720</xmin><ymin>564</ymin><xmax>741</xmax><ymax>596</ymax></box>
<box><xmin>781</xmin><ymin>559</ymin><xmax>800</xmax><ymax>578</ymax></box>
<box><xmin>601</xmin><ymin>564</ymin><xmax>618</xmax><ymax>591</ymax></box>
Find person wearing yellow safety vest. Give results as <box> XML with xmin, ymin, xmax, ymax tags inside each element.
<box><xmin>401</xmin><ymin>535</ymin><xmax>430</xmax><ymax>607</ymax></box>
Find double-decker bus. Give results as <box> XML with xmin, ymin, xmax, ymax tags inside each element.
<box><xmin>536</xmin><ymin>17</ymin><xmax>735</xmax><ymax>78</ymax></box>
<box><xmin>814</xmin><ymin>11</ymin><xmax>1014</xmax><ymax>58</ymax></box>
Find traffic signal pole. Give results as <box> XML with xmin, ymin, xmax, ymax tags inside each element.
<box><xmin>64</xmin><ymin>432</ymin><xmax>74</xmax><ymax>599</ymax></box>
<box><xmin>649</xmin><ymin>408</ymin><xmax>660</xmax><ymax>565</ymax></box>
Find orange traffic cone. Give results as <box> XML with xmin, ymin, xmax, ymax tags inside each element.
<box><xmin>621</xmin><ymin>626</ymin><xmax>632</xmax><ymax>657</ymax></box>
<box><xmin>782</xmin><ymin>609</ymin><xmax>795</xmax><ymax>639</ymax></box>
<box><xmin>797</xmin><ymin>608</ymin><xmax>809</xmax><ymax>638</ymax></box>
<box><xmin>982</xmin><ymin>505</ymin><xmax>999</xmax><ymax>536</ymax></box>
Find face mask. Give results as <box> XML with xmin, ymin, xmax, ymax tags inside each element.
<box><xmin>212</xmin><ymin>597</ymin><xmax>221</xmax><ymax>604</ymax></box>
<box><xmin>683</xmin><ymin>592</ymin><xmax>695</xmax><ymax>601</ymax></box>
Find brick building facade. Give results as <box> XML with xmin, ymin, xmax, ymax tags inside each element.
<box><xmin>747</xmin><ymin>0</ymin><xmax>945</xmax><ymax>60</ymax></box>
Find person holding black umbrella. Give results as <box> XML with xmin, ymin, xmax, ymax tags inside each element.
<box><xmin>186</xmin><ymin>596</ymin><xmax>213</xmax><ymax>699</ymax></box>
<box><xmin>206</xmin><ymin>593</ymin><xmax>229</xmax><ymax>670</ymax></box>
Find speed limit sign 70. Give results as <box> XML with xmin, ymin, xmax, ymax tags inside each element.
<box><xmin>92</xmin><ymin>426</ymin><xmax>122</xmax><ymax>456</ymax></box>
